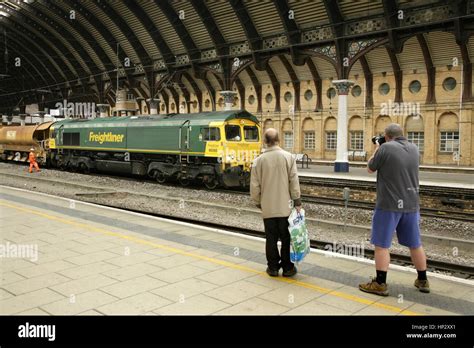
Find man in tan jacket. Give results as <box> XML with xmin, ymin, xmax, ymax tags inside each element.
<box><xmin>250</xmin><ymin>128</ymin><xmax>302</xmax><ymax>277</ymax></box>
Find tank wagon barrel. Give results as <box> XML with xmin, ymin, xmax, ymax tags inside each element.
<box><xmin>0</xmin><ymin>122</ymin><xmax>53</xmax><ymax>164</ymax></box>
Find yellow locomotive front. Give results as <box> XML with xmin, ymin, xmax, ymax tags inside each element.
<box><xmin>203</xmin><ymin>117</ymin><xmax>261</xmax><ymax>187</ymax></box>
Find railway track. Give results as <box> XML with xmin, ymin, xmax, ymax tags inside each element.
<box><xmin>300</xmin><ymin>195</ymin><xmax>474</xmax><ymax>222</ymax></box>
<box><xmin>299</xmin><ymin>176</ymin><xmax>474</xmax><ymax>199</ymax></box>
<box><xmin>2</xmin><ymin>163</ymin><xmax>473</xmax><ymax>222</ymax></box>
<box><xmin>216</xmin><ymin>188</ymin><xmax>474</xmax><ymax>223</ymax></box>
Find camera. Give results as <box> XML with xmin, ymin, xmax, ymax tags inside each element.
<box><xmin>371</xmin><ymin>135</ymin><xmax>386</xmax><ymax>145</ymax></box>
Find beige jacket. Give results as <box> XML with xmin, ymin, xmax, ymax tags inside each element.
<box><xmin>250</xmin><ymin>146</ymin><xmax>301</xmax><ymax>219</ymax></box>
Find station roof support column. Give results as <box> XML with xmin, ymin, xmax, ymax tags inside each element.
<box><xmin>146</xmin><ymin>98</ymin><xmax>160</xmax><ymax>115</ymax></box>
<box><xmin>332</xmin><ymin>80</ymin><xmax>354</xmax><ymax>173</ymax></box>
<box><xmin>97</xmin><ymin>104</ymin><xmax>110</xmax><ymax>118</ymax></box>
<box><xmin>220</xmin><ymin>91</ymin><xmax>237</xmax><ymax>111</ymax></box>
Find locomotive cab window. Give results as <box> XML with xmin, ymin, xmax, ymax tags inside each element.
<box><xmin>201</xmin><ymin>127</ymin><xmax>220</xmax><ymax>141</ymax></box>
<box><xmin>63</xmin><ymin>132</ymin><xmax>80</xmax><ymax>146</ymax></box>
<box><xmin>244</xmin><ymin>126</ymin><xmax>259</xmax><ymax>142</ymax></box>
<box><xmin>225</xmin><ymin>125</ymin><xmax>241</xmax><ymax>141</ymax></box>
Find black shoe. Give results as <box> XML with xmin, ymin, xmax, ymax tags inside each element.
<box><xmin>282</xmin><ymin>267</ymin><xmax>297</xmax><ymax>277</ymax></box>
<box><xmin>266</xmin><ymin>267</ymin><xmax>279</xmax><ymax>277</ymax></box>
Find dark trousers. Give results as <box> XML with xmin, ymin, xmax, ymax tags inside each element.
<box><xmin>263</xmin><ymin>217</ymin><xmax>294</xmax><ymax>272</ymax></box>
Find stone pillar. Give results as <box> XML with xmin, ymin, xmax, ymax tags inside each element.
<box><xmin>220</xmin><ymin>91</ymin><xmax>237</xmax><ymax>111</ymax></box>
<box><xmin>37</xmin><ymin>111</ymin><xmax>46</xmax><ymax>124</ymax></box>
<box><xmin>136</xmin><ymin>97</ymin><xmax>145</xmax><ymax>115</ymax></box>
<box><xmin>6</xmin><ymin>115</ymin><xmax>13</xmax><ymax>125</ymax></box>
<box><xmin>19</xmin><ymin>114</ymin><xmax>27</xmax><ymax>126</ymax></box>
<box><xmin>146</xmin><ymin>98</ymin><xmax>159</xmax><ymax>114</ymax></box>
<box><xmin>332</xmin><ymin>80</ymin><xmax>354</xmax><ymax>172</ymax></box>
<box><xmin>96</xmin><ymin>104</ymin><xmax>110</xmax><ymax>118</ymax></box>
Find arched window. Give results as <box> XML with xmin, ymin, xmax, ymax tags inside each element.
<box><xmin>263</xmin><ymin>119</ymin><xmax>273</xmax><ymax>132</ymax></box>
<box><xmin>348</xmin><ymin>116</ymin><xmax>363</xmax><ymax>151</ymax></box>
<box><xmin>282</xmin><ymin>118</ymin><xmax>293</xmax><ymax>150</ymax></box>
<box><xmin>324</xmin><ymin>117</ymin><xmax>337</xmax><ymax>150</ymax></box>
<box><xmin>438</xmin><ymin>113</ymin><xmax>459</xmax><ymax>152</ymax></box>
<box><xmin>405</xmin><ymin>115</ymin><xmax>424</xmax><ymax>151</ymax></box>
<box><xmin>302</xmin><ymin>117</ymin><xmax>315</xmax><ymax>150</ymax></box>
<box><xmin>374</xmin><ymin>115</ymin><xmax>392</xmax><ymax>136</ymax></box>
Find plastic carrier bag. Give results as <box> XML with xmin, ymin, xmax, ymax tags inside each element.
<box><xmin>288</xmin><ymin>208</ymin><xmax>310</xmax><ymax>263</ymax></box>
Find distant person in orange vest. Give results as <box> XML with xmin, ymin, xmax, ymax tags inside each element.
<box><xmin>28</xmin><ymin>148</ymin><xmax>41</xmax><ymax>173</ymax></box>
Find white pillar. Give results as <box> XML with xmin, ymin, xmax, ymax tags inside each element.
<box><xmin>19</xmin><ymin>114</ymin><xmax>27</xmax><ymax>126</ymax></box>
<box><xmin>96</xmin><ymin>104</ymin><xmax>109</xmax><ymax>118</ymax></box>
<box><xmin>332</xmin><ymin>80</ymin><xmax>354</xmax><ymax>172</ymax></box>
<box><xmin>220</xmin><ymin>91</ymin><xmax>237</xmax><ymax>111</ymax></box>
<box><xmin>146</xmin><ymin>98</ymin><xmax>159</xmax><ymax>114</ymax></box>
<box><xmin>37</xmin><ymin>111</ymin><xmax>46</xmax><ymax>124</ymax></box>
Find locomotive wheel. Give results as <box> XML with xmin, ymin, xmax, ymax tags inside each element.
<box><xmin>178</xmin><ymin>177</ymin><xmax>190</xmax><ymax>187</ymax></box>
<box><xmin>67</xmin><ymin>162</ymin><xmax>76</xmax><ymax>172</ymax></box>
<box><xmin>79</xmin><ymin>163</ymin><xmax>90</xmax><ymax>174</ymax></box>
<box><xmin>204</xmin><ymin>179</ymin><xmax>218</xmax><ymax>190</ymax></box>
<box><xmin>156</xmin><ymin>172</ymin><xmax>166</xmax><ymax>184</ymax></box>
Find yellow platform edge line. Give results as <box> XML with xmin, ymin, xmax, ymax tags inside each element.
<box><xmin>0</xmin><ymin>200</ymin><xmax>420</xmax><ymax>316</ymax></box>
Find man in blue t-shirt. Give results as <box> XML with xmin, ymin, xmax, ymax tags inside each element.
<box><xmin>359</xmin><ymin>123</ymin><xmax>429</xmax><ymax>296</ymax></box>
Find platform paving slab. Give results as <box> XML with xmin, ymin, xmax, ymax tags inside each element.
<box><xmin>148</xmin><ymin>263</ymin><xmax>210</xmax><ymax>283</ymax></box>
<box><xmin>100</xmin><ymin>275</ymin><xmax>168</xmax><ymax>299</ymax></box>
<box><xmin>196</xmin><ymin>268</ymin><xmax>255</xmax><ymax>286</ymax></box>
<box><xmin>57</xmin><ymin>261</ymin><xmax>119</xmax><ymax>280</ymax></box>
<box><xmin>3</xmin><ymin>272</ymin><xmax>71</xmax><ymax>296</ymax></box>
<box><xmin>258</xmin><ymin>283</ymin><xmax>326</xmax><ymax>308</ymax></box>
<box><xmin>97</xmin><ymin>292</ymin><xmax>172</xmax><ymax>315</ymax></box>
<box><xmin>40</xmin><ymin>289</ymin><xmax>119</xmax><ymax>315</ymax></box>
<box><xmin>14</xmin><ymin>260</ymin><xmax>76</xmax><ymax>278</ymax></box>
<box><xmin>0</xmin><ymin>288</ymin><xmax>65</xmax><ymax>314</ymax></box>
<box><xmin>154</xmin><ymin>294</ymin><xmax>231</xmax><ymax>315</ymax></box>
<box><xmin>204</xmin><ymin>279</ymin><xmax>271</xmax><ymax>305</ymax></box>
<box><xmin>214</xmin><ymin>297</ymin><xmax>290</xmax><ymax>315</ymax></box>
<box><xmin>49</xmin><ymin>274</ymin><xmax>119</xmax><ymax>296</ymax></box>
<box><xmin>150</xmin><ymin>277</ymin><xmax>218</xmax><ymax>302</ymax></box>
<box><xmin>283</xmin><ymin>300</ymin><xmax>353</xmax><ymax>315</ymax></box>
<box><xmin>101</xmin><ymin>262</ymin><xmax>164</xmax><ymax>282</ymax></box>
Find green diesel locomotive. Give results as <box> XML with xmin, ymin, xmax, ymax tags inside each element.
<box><xmin>46</xmin><ymin>110</ymin><xmax>262</xmax><ymax>188</ymax></box>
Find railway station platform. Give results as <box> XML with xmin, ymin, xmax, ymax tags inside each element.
<box><xmin>298</xmin><ymin>164</ymin><xmax>474</xmax><ymax>189</ymax></box>
<box><xmin>1</xmin><ymin>185</ymin><xmax>473</xmax><ymax>316</ymax></box>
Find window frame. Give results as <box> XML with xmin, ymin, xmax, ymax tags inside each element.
<box><xmin>325</xmin><ymin>131</ymin><xmax>337</xmax><ymax>150</ymax></box>
<box><xmin>225</xmin><ymin>125</ymin><xmax>242</xmax><ymax>142</ymax></box>
<box><xmin>201</xmin><ymin>127</ymin><xmax>221</xmax><ymax>142</ymax></box>
<box><xmin>283</xmin><ymin>131</ymin><xmax>294</xmax><ymax>150</ymax></box>
<box><xmin>303</xmin><ymin>131</ymin><xmax>315</xmax><ymax>150</ymax></box>
<box><xmin>407</xmin><ymin>131</ymin><xmax>425</xmax><ymax>152</ymax></box>
<box><xmin>439</xmin><ymin>131</ymin><xmax>459</xmax><ymax>153</ymax></box>
<box><xmin>243</xmin><ymin>125</ymin><xmax>259</xmax><ymax>142</ymax></box>
<box><xmin>349</xmin><ymin>131</ymin><xmax>364</xmax><ymax>151</ymax></box>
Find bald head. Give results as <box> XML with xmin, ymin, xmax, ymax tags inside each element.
<box><xmin>264</xmin><ymin>128</ymin><xmax>279</xmax><ymax>147</ymax></box>
<box><xmin>384</xmin><ymin>123</ymin><xmax>403</xmax><ymax>140</ymax></box>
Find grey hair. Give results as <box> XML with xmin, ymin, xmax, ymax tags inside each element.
<box><xmin>384</xmin><ymin>123</ymin><xmax>403</xmax><ymax>139</ymax></box>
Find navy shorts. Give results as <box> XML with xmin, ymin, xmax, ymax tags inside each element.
<box><xmin>371</xmin><ymin>209</ymin><xmax>422</xmax><ymax>249</ymax></box>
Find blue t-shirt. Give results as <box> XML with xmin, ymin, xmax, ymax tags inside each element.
<box><xmin>368</xmin><ymin>137</ymin><xmax>420</xmax><ymax>212</ymax></box>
